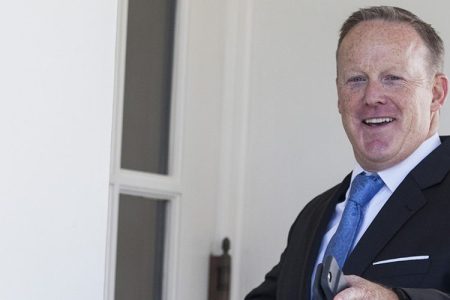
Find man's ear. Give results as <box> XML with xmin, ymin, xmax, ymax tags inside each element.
<box><xmin>431</xmin><ymin>73</ymin><xmax>448</xmax><ymax>112</ymax></box>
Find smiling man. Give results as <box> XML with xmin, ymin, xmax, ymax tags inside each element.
<box><xmin>337</xmin><ymin>18</ymin><xmax>447</xmax><ymax>173</ymax></box>
<box><xmin>245</xmin><ymin>6</ymin><xmax>450</xmax><ymax>300</ymax></box>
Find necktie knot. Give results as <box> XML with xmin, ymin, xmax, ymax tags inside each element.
<box><xmin>349</xmin><ymin>173</ymin><xmax>384</xmax><ymax>207</ymax></box>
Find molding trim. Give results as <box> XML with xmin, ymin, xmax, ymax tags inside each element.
<box><xmin>112</xmin><ymin>170</ymin><xmax>182</xmax><ymax>197</ymax></box>
<box><xmin>215</xmin><ymin>0</ymin><xmax>254</xmax><ymax>299</ymax></box>
<box><xmin>104</xmin><ymin>0</ymin><xmax>128</xmax><ymax>296</ymax></box>
<box><xmin>162</xmin><ymin>0</ymin><xmax>191</xmax><ymax>297</ymax></box>
<box><xmin>168</xmin><ymin>0</ymin><xmax>189</xmax><ymax>183</ymax></box>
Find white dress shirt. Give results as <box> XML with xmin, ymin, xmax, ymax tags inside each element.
<box><xmin>310</xmin><ymin>133</ymin><xmax>441</xmax><ymax>295</ymax></box>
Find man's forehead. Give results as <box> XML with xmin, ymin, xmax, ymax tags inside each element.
<box><xmin>342</xmin><ymin>20</ymin><xmax>420</xmax><ymax>47</ymax></box>
<box><xmin>337</xmin><ymin>20</ymin><xmax>426</xmax><ymax>59</ymax></box>
<box><xmin>335</xmin><ymin>19</ymin><xmax>433</xmax><ymax>77</ymax></box>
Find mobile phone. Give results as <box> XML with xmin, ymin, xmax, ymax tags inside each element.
<box><xmin>313</xmin><ymin>263</ymin><xmax>326</xmax><ymax>300</ymax></box>
<box><xmin>313</xmin><ymin>256</ymin><xmax>349</xmax><ymax>300</ymax></box>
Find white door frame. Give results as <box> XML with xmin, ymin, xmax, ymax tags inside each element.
<box><xmin>104</xmin><ymin>0</ymin><xmax>254</xmax><ymax>298</ymax></box>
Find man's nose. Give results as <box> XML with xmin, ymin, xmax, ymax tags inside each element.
<box><xmin>363</xmin><ymin>80</ymin><xmax>386</xmax><ymax>105</ymax></box>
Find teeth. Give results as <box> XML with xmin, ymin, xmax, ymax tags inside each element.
<box><xmin>364</xmin><ymin>117</ymin><xmax>394</xmax><ymax>125</ymax></box>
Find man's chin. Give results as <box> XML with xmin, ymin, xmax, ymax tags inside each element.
<box><xmin>355</xmin><ymin>148</ymin><xmax>398</xmax><ymax>171</ymax></box>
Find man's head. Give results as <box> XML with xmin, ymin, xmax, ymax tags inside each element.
<box><xmin>336</xmin><ymin>6</ymin><xmax>448</xmax><ymax>172</ymax></box>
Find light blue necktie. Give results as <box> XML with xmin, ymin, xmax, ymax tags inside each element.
<box><xmin>324</xmin><ymin>172</ymin><xmax>384</xmax><ymax>268</ymax></box>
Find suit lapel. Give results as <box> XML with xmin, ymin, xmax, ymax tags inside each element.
<box><xmin>344</xmin><ymin>136</ymin><xmax>450</xmax><ymax>275</ymax></box>
<box><xmin>343</xmin><ymin>176</ymin><xmax>426</xmax><ymax>275</ymax></box>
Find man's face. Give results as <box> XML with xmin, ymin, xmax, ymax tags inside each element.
<box><xmin>337</xmin><ymin>20</ymin><xmax>446</xmax><ymax>171</ymax></box>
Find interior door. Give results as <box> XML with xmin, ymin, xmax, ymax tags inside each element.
<box><xmin>105</xmin><ymin>0</ymin><xmax>230</xmax><ymax>299</ymax></box>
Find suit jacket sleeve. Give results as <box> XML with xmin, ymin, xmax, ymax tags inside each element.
<box><xmin>244</xmin><ymin>183</ymin><xmax>344</xmax><ymax>300</ymax></box>
<box><xmin>398</xmin><ymin>288</ymin><xmax>450</xmax><ymax>300</ymax></box>
<box><xmin>244</xmin><ymin>216</ymin><xmax>296</xmax><ymax>300</ymax></box>
<box><xmin>244</xmin><ymin>257</ymin><xmax>281</xmax><ymax>299</ymax></box>
<box><xmin>244</xmin><ymin>204</ymin><xmax>307</xmax><ymax>300</ymax></box>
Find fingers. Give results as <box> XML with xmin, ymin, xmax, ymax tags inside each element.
<box><xmin>333</xmin><ymin>275</ymin><xmax>398</xmax><ymax>300</ymax></box>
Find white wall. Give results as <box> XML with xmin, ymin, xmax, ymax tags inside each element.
<box><xmin>0</xmin><ymin>1</ymin><xmax>117</xmax><ymax>299</ymax></box>
<box><xmin>2</xmin><ymin>1</ymin><xmax>450</xmax><ymax>299</ymax></box>
<box><xmin>234</xmin><ymin>0</ymin><xmax>450</xmax><ymax>298</ymax></box>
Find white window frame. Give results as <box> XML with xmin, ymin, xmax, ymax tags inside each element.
<box><xmin>104</xmin><ymin>0</ymin><xmax>189</xmax><ymax>299</ymax></box>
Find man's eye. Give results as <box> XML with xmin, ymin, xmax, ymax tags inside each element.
<box><xmin>348</xmin><ymin>76</ymin><xmax>366</xmax><ymax>83</ymax></box>
<box><xmin>385</xmin><ymin>75</ymin><xmax>401</xmax><ymax>81</ymax></box>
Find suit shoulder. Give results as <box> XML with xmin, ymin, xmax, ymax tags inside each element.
<box><xmin>286</xmin><ymin>179</ymin><xmax>349</xmax><ymax>240</ymax></box>
<box><xmin>304</xmin><ymin>181</ymin><xmax>345</xmax><ymax>211</ymax></box>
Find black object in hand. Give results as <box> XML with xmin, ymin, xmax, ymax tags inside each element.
<box><xmin>313</xmin><ymin>256</ymin><xmax>349</xmax><ymax>300</ymax></box>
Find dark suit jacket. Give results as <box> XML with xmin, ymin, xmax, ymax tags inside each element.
<box><xmin>245</xmin><ymin>136</ymin><xmax>450</xmax><ymax>300</ymax></box>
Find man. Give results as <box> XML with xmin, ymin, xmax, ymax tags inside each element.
<box><xmin>245</xmin><ymin>6</ymin><xmax>450</xmax><ymax>300</ymax></box>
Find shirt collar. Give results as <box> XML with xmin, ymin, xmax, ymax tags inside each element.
<box><xmin>351</xmin><ymin>133</ymin><xmax>441</xmax><ymax>193</ymax></box>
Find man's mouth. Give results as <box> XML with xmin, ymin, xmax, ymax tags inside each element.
<box><xmin>363</xmin><ymin>117</ymin><xmax>395</xmax><ymax>126</ymax></box>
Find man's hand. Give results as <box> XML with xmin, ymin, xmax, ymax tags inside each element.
<box><xmin>334</xmin><ymin>275</ymin><xmax>398</xmax><ymax>300</ymax></box>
